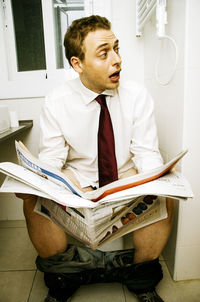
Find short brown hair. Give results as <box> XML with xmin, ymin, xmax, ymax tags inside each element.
<box><xmin>64</xmin><ymin>15</ymin><xmax>111</xmax><ymax>66</ymax></box>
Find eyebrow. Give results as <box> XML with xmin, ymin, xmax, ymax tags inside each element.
<box><xmin>96</xmin><ymin>39</ymin><xmax>119</xmax><ymax>52</ymax></box>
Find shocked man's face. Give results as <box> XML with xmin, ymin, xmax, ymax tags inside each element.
<box><xmin>76</xmin><ymin>29</ymin><xmax>122</xmax><ymax>94</ymax></box>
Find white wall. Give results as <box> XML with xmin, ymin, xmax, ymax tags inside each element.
<box><xmin>111</xmin><ymin>0</ymin><xmax>144</xmax><ymax>83</ymax></box>
<box><xmin>143</xmin><ymin>0</ymin><xmax>200</xmax><ymax>280</ymax></box>
<box><xmin>143</xmin><ymin>1</ymin><xmax>186</xmax><ymax>159</ymax></box>
<box><xmin>174</xmin><ymin>0</ymin><xmax>200</xmax><ymax>280</ymax></box>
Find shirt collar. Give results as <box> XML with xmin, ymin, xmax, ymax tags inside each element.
<box><xmin>70</xmin><ymin>77</ymin><xmax>115</xmax><ymax>105</ymax></box>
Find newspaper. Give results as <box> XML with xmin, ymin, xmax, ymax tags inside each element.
<box><xmin>0</xmin><ymin>141</ymin><xmax>193</xmax><ymax>249</ymax></box>
<box><xmin>1</xmin><ymin>176</ymin><xmax>168</xmax><ymax>249</ymax></box>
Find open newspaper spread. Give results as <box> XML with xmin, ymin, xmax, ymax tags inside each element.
<box><xmin>0</xmin><ymin>141</ymin><xmax>193</xmax><ymax>249</ymax></box>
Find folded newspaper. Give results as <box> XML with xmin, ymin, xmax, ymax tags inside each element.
<box><xmin>0</xmin><ymin>141</ymin><xmax>193</xmax><ymax>249</ymax></box>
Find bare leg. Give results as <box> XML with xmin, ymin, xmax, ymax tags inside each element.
<box><xmin>133</xmin><ymin>198</ymin><xmax>174</xmax><ymax>264</ymax></box>
<box><xmin>17</xmin><ymin>169</ymin><xmax>93</xmax><ymax>259</ymax></box>
<box><xmin>23</xmin><ymin>195</ymin><xmax>68</xmax><ymax>258</ymax></box>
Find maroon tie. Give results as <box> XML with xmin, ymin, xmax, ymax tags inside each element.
<box><xmin>96</xmin><ymin>94</ymin><xmax>118</xmax><ymax>187</ymax></box>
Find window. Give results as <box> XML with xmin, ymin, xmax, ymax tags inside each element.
<box><xmin>11</xmin><ymin>0</ymin><xmax>46</xmax><ymax>72</ymax></box>
<box><xmin>0</xmin><ymin>0</ymin><xmax>111</xmax><ymax>99</ymax></box>
<box><xmin>53</xmin><ymin>0</ymin><xmax>85</xmax><ymax>69</ymax></box>
<box><xmin>10</xmin><ymin>0</ymin><xmax>85</xmax><ymax>72</ymax></box>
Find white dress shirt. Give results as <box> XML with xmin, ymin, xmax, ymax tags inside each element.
<box><xmin>39</xmin><ymin>77</ymin><xmax>163</xmax><ymax>188</ymax></box>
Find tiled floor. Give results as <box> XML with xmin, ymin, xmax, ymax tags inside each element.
<box><xmin>0</xmin><ymin>220</ymin><xmax>200</xmax><ymax>302</ymax></box>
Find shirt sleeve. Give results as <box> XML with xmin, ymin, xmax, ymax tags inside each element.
<box><xmin>130</xmin><ymin>87</ymin><xmax>163</xmax><ymax>173</ymax></box>
<box><xmin>38</xmin><ymin>96</ymin><xmax>69</xmax><ymax>170</ymax></box>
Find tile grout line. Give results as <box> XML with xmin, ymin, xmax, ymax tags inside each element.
<box><xmin>122</xmin><ymin>284</ymin><xmax>128</xmax><ymax>302</ymax></box>
<box><xmin>0</xmin><ymin>227</ymin><xmax>27</xmax><ymax>229</ymax></box>
<box><xmin>27</xmin><ymin>269</ymin><xmax>37</xmax><ymax>302</ymax></box>
<box><xmin>0</xmin><ymin>269</ymin><xmax>37</xmax><ymax>272</ymax></box>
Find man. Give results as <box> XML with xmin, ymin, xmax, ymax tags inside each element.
<box><xmin>17</xmin><ymin>15</ymin><xmax>174</xmax><ymax>302</ymax></box>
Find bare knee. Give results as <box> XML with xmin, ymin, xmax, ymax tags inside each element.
<box><xmin>133</xmin><ymin>198</ymin><xmax>175</xmax><ymax>264</ymax></box>
<box><xmin>22</xmin><ymin>196</ymin><xmax>68</xmax><ymax>258</ymax></box>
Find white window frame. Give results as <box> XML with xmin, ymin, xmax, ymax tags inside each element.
<box><xmin>0</xmin><ymin>0</ymin><xmax>112</xmax><ymax>99</ymax></box>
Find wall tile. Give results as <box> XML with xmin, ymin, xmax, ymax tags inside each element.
<box><xmin>186</xmin><ymin>0</ymin><xmax>200</xmax><ymax>68</ymax></box>
<box><xmin>174</xmin><ymin>244</ymin><xmax>200</xmax><ymax>280</ymax></box>
<box><xmin>145</xmin><ymin>68</ymin><xmax>185</xmax><ymax>157</ymax></box>
<box><xmin>178</xmin><ymin>200</ymin><xmax>200</xmax><ymax>246</ymax></box>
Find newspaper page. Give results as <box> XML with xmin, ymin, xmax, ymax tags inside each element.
<box><xmin>34</xmin><ymin>194</ymin><xmax>167</xmax><ymax>249</ymax></box>
<box><xmin>0</xmin><ymin>167</ymin><xmax>193</xmax><ymax>207</ymax></box>
<box><xmin>0</xmin><ymin>141</ymin><xmax>193</xmax><ymax>206</ymax></box>
<box><xmin>14</xmin><ymin>141</ymin><xmax>189</xmax><ymax>201</ymax></box>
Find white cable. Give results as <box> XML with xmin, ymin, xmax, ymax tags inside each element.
<box><xmin>155</xmin><ymin>35</ymin><xmax>179</xmax><ymax>86</ymax></box>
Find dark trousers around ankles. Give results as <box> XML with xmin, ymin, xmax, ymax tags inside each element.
<box><xmin>36</xmin><ymin>244</ymin><xmax>163</xmax><ymax>301</ymax></box>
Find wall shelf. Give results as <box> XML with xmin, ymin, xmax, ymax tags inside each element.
<box><xmin>0</xmin><ymin>120</ymin><xmax>33</xmax><ymax>144</ymax></box>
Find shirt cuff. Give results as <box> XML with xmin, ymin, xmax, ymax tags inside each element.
<box><xmin>132</xmin><ymin>153</ymin><xmax>163</xmax><ymax>173</ymax></box>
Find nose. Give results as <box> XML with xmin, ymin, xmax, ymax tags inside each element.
<box><xmin>111</xmin><ymin>50</ymin><xmax>121</xmax><ymax>66</ymax></box>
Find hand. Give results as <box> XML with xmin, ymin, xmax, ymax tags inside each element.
<box><xmin>119</xmin><ymin>168</ymin><xmax>138</xmax><ymax>179</ymax></box>
<box><xmin>80</xmin><ymin>186</ymin><xmax>94</xmax><ymax>192</ymax></box>
<box><xmin>62</xmin><ymin>168</ymin><xmax>94</xmax><ymax>192</ymax></box>
<box><xmin>62</xmin><ymin>169</ymin><xmax>81</xmax><ymax>188</ymax></box>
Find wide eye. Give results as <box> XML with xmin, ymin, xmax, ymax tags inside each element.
<box><xmin>115</xmin><ymin>47</ymin><xmax>120</xmax><ymax>54</ymax></box>
<box><xmin>100</xmin><ymin>52</ymin><xmax>107</xmax><ymax>58</ymax></box>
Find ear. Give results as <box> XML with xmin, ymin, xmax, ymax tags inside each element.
<box><xmin>70</xmin><ymin>56</ymin><xmax>83</xmax><ymax>73</ymax></box>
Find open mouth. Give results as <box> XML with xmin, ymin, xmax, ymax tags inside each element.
<box><xmin>109</xmin><ymin>71</ymin><xmax>121</xmax><ymax>82</ymax></box>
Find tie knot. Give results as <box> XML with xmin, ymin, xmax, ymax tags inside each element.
<box><xmin>96</xmin><ymin>94</ymin><xmax>106</xmax><ymax>107</ymax></box>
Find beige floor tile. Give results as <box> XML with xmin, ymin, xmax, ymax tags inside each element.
<box><xmin>71</xmin><ymin>283</ymin><xmax>125</xmax><ymax>302</ymax></box>
<box><xmin>0</xmin><ymin>271</ymin><xmax>35</xmax><ymax>302</ymax></box>
<box><xmin>157</xmin><ymin>261</ymin><xmax>200</xmax><ymax>302</ymax></box>
<box><xmin>0</xmin><ymin>226</ymin><xmax>37</xmax><ymax>271</ymax></box>
<box><xmin>29</xmin><ymin>270</ymin><xmax>48</xmax><ymax>302</ymax></box>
